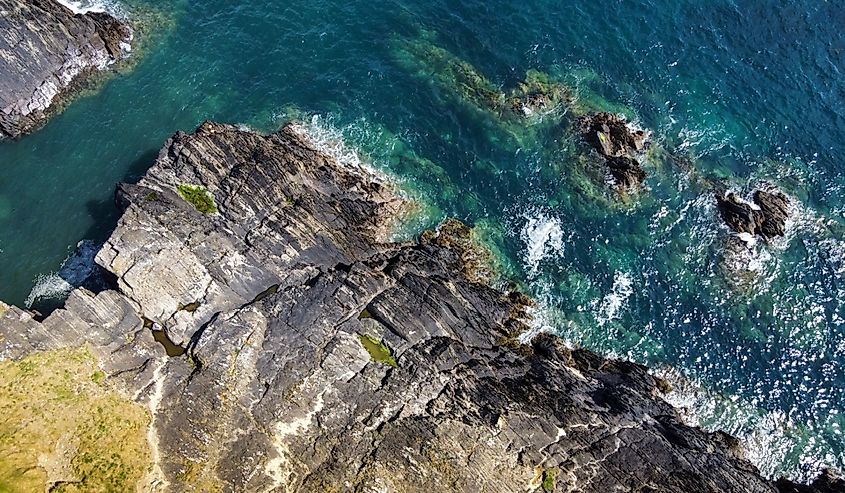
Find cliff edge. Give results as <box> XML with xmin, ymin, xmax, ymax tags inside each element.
<box><xmin>0</xmin><ymin>122</ymin><xmax>840</xmax><ymax>492</ymax></box>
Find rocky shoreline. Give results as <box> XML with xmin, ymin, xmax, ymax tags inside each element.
<box><xmin>0</xmin><ymin>0</ymin><xmax>132</xmax><ymax>139</ymax></box>
<box><xmin>0</xmin><ymin>122</ymin><xmax>840</xmax><ymax>492</ymax></box>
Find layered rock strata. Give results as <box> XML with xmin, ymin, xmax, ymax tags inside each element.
<box><xmin>0</xmin><ymin>122</ymin><xmax>840</xmax><ymax>492</ymax></box>
<box><xmin>0</xmin><ymin>0</ymin><xmax>132</xmax><ymax>138</ymax></box>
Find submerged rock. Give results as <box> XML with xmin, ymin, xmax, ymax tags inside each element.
<box><xmin>716</xmin><ymin>189</ymin><xmax>790</xmax><ymax>241</ymax></box>
<box><xmin>0</xmin><ymin>122</ymin><xmax>836</xmax><ymax>491</ymax></box>
<box><xmin>0</xmin><ymin>0</ymin><xmax>132</xmax><ymax>138</ymax></box>
<box><xmin>506</xmin><ymin>70</ymin><xmax>573</xmax><ymax>118</ymax></box>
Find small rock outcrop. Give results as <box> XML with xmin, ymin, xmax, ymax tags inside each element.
<box><xmin>579</xmin><ymin>112</ymin><xmax>648</xmax><ymax>158</ymax></box>
<box><xmin>0</xmin><ymin>0</ymin><xmax>132</xmax><ymax>138</ymax></box>
<box><xmin>776</xmin><ymin>470</ymin><xmax>845</xmax><ymax>493</ymax></box>
<box><xmin>716</xmin><ymin>189</ymin><xmax>790</xmax><ymax>241</ymax></box>
<box><xmin>0</xmin><ymin>122</ymin><xmax>837</xmax><ymax>491</ymax></box>
<box><xmin>578</xmin><ymin>112</ymin><xmax>649</xmax><ymax>191</ymax></box>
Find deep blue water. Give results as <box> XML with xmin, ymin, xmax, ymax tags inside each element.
<box><xmin>1</xmin><ymin>0</ymin><xmax>844</xmax><ymax>481</ymax></box>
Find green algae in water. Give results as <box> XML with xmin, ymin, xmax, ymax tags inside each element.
<box><xmin>359</xmin><ymin>334</ymin><xmax>398</xmax><ymax>368</ymax></box>
<box><xmin>0</xmin><ymin>347</ymin><xmax>151</xmax><ymax>491</ymax></box>
<box><xmin>177</xmin><ymin>184</ymin><xmax>218</xmax><ymax>214</ymax></box>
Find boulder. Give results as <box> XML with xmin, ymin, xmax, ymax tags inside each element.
<box><xmin>716</xmin><ymin>189</ymin><xmax>790</xmax><ymax>240</ymax></box>
<box><xmin>607</xmin><ymin>155</ymin><xmax>648</xmax><ymax>190</ymax></box>
<box><xmin>579</xmin><ymin>112</ymin><xmax>648</xmax><ymax>158</ymax></box>
<box><xmin>578</xmin><ymin>112</ymin><xmax>650</xmax><ymax>191</ymax></box>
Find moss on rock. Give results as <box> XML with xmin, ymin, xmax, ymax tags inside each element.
<box><xmin>177</xmin><ymin>184</ymin><xmax>218</xmax><ymax>214</ymax></box>
<box><xmin>542</xmin><ymin>466</ymin><xmax>560</xmax><ymax>492</ymax></box>
<box><xmin>359</xmin><ymin>334</ymin><xmax>398</xmax><ymax>368</ymax></box>
<box><xmin>0</xmin><ymin>347</ymin><xmax>151</xmax><ymax>492</ymax></box>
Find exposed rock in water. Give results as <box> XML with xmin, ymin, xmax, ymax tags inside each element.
<box><xmin>578</xmin><ymin>112</ymin><xmax>649</xmax><ymax>191</ymax></box>
<box><xmin>716</xmin><ymin>189</ymin><xmax>790</xmax><ymax>241</ymax></box>
<box><xmin>579</xmin><ymin>111</ymin><xmax>648</xmax><ymax>158</ymax></box>
<box><xmin>0</xmin><ymin>122</ymin><xmax>837</xmax><ymax>491</ymax></box>
<box><xmin>0</xmin><ymin>0</ymin><xmax>132</xmax><ymax>139</ymax></box>
<box><xmin>776</xmin><ymin>469</ymin><xmax>845</xmax><ymax>493</ymax></box>
<box><xmin>754</xmin><ymin>189</ymin><xmax>791</xmax><ymax>238</ymax></box>
<box><xmin>606</xmin><ymin>155</ymin><xmax>647</xmax><ymax>191</ymax></box>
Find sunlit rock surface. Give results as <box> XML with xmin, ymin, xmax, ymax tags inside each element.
<box><xmin>0</xmin><ymin>123</ymin><xmax>840</xmax><ymax>492</ymax></box>
<box><xmin>0</xmin><ymin>0</ymin><xmax>131</xmax><ymax>138</ymax></box>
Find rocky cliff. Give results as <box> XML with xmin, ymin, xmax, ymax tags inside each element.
<box><xmin>0</xmin><ymin>122</ymin><xmax>841</xmax><ymax>492</ymax></box>
<box><xmin>0</xmin><ymin>0</ymin><xmax>132</xmax><ymax>138</ymax></box>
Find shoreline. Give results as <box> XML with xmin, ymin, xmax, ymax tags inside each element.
<box><xmin>0</xmin><ymin>0</ymin><xmax>132</xmax><ymax>139</ymax></box>
<box><xmin>0</xmin><ymin>121</ymin><xmax>840</xmax><ymax>491</ymax></box>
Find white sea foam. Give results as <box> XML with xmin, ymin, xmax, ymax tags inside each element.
<box><xmin>55</xmin><ymin>1</ymin><xmax>131</xmax><ymax>33</ymax></box>
<box><xmin>55</xmin><ymin>0</ymin><xmax>107</xmax><ymax>14</ymax></box>
<box><xmin>594</xmin><ymin>271</ymin><xmax>634</xmax><ymax>327</ymax></box>
<box><xmin>25</xmin><ymin>240</ymin><xmax>101</xmax><ymax>308</ymax></box>
<box><xmin>288</xmin><ymin>115</ymin><xmax>390</xmax><ymax>185</ymax></box>
<box><xmin>520</xmin><ymin>212</ymin><xmax>564</xmax><ymax>276</ymax></box>
<box><xmin>25</xmin><ymin>274</ymin><xmax>73</xmax><ymax>309</ymax></box>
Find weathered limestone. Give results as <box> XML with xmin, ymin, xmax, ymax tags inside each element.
<box><xmin>0</xmin><ymin>0</ymin><xmax>132</xmax><ymax>138</ymax></box>
<box><xmin>0</xmin><ymin>123</ymin><xmax>839</xmax><ymax>492</ymax></box>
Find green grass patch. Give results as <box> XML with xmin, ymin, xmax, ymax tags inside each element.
<box><xmin>0</xmin><ymin>347</ymin><xmax>151</xmax><ymax>492</ymax></box>
<box><xmin>542</xmin><ymin>467</ymin><xmax>559</xmax><ymax>492</ymax></box>
<box><xmin>359</xmin><ymin>334</ymin><xmax>398</xmax><ymax>368</ymax></box>
<box><xmin>177</xmin><ymin>184</ymin><xmax>218</xmax><ymax>214</ymax></box>
<box><xmin>91</xmin><ymin>370</ymin><xmax>106</xmax><ymax>385</ymax></box>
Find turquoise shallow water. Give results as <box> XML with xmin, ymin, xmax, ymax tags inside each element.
<box><xmin>2</xmin><ymin>0</ymin><xmax>844</xmax><ymax>481</ymax></box>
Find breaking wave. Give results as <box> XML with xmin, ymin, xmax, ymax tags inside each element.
<box><xmin>25</xmin><ymin>240</ymin><xmax>103</xmax><ymax>309</ymax></box>
<box><xmin>519</xmin><ymin>211</ymin><xmax>565</xmax><ymax>277</ymax></box>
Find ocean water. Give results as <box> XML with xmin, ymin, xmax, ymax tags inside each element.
<box><xmin>1</xmin><ymin>0</ymin><xmax>844</xmax><ymax>482</ymax></box>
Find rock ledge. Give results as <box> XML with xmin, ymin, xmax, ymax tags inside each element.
<box><xmin>0</xmin><ymin>0</ymin><xmax>132</xmax><ymax>138</ymax></box>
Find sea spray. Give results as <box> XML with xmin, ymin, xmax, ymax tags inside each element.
<box><xmin>25</xmin><ymin>240</ymin><xmax>104</xmax><ymax>310</ymax></box>
<box><xmin>593</xmin><ymin>271</ymin><xmax>634</xmax><ymax>327</ymax></box>
<box><xmin>519</xmin><ymin>211</ymin><xmax>565</xmax><ymax>277</ymax></box>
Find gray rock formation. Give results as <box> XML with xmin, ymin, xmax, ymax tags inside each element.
<box><xmin>0</xmin><ymin>122</ymin><xmax>840</xmax><ymax>492</ymax></box>
<box><xmin>0</xmin><ymin>0</ymin><xmax>132</xmax><ymax>138</ymax></box>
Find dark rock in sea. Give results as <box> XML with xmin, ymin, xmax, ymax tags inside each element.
<box><xmin>776</xmin><ymin>469</ymin><xmax>845</xmax><ymax>493</ymax></box>
<box><xmin>607</xmin><ymin>155</ymin><xmax>648</xmax><ymax>191</ymax></box>
<box><xmin>716</xmin><ymin>193</ymin><xmax>759</xmax><ymax>235</ymax></box>
<box><xmin>716</xmin><ymin>189</ymin><xmax>790</xmax><ymax>240</ymax></box>
<box><xmin>754</xmin><ymin>189</ymin><xmax>790</xmax><ymax>238</ymax></box>
<box><xmin>0</xmin><ymin>122</ymin><xmax>837</xmax><ymax>491</ymax></box>
<box><xmin>579</xmin><ymin>111</ymin><xmax>648</xmax><ymax>158</ymax></box>
<box><xmin>578</xmin><ymin>112</ymin><xmax>649</xmax><ymax>191</ymax></box>
<box><xmin>0</xmin><ymin>0</ymin><xmax>132</xmax><ymax>139</ymax></box>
